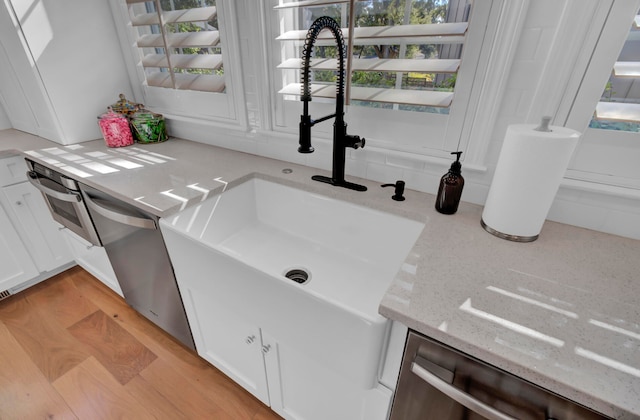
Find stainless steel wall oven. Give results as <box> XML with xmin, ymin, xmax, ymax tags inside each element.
<box><xmin>25</xmin><ymin>158</ymin><xmax>101</xmax><ymax>246</ymax></box>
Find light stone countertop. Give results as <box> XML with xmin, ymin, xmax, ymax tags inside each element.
<box><xmin>2</xmin><ymin>129</ymin><xmax>639</xmax><ymax>419</ymax></box>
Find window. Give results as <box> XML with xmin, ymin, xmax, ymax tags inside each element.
<box><xmin>590</xmin><ymin>9</ymin><xmax>640</xmax><ymax>132</ymax></box>
<box><xmin>109</xmin><ymin>0</ymin><xmax>525</xmax><ymax>162</ymax></box>
<box><xmin>276</xmin><ymin>0</ymin><xmax>468</xmax><ymax>113</ymax></box>
<box><xmin>269</xmin><ymin>0</ymin><xmax>494</xmax><ymax>154</ymax></box>
<box><xmin>127</xmin><ymin>0</ymin><xmax>224</xmax><ymax>93</ymax></box>
<box><xmin>111</xmin><ymin>0</ymin><xmax>239</xmax><ymax>121</ymax></box>
<box><xmin>562</xmin><ymin>1</ymin><xmax>640</xmax><ymax>189</ymax></box>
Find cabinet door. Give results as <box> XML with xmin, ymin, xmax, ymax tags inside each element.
<box><xmin>262</xmin><ymin>330</ymin><xmax>392</xmax><ymax>420</ymax></box>
<box><xmin>61</xmin><ymin>229</ymin><xmax>122</xmax><ymax>297</ymax></box>
<box><xmin>2</xmin><ymin>181</ymin><xmax>72</xmax><ymax>272</ymax></box>
<box><xmin>182</xmin><ymin>285</ymin><xmax>270</xmax><ymax>405</ymax></box>
<box><xmin>0</xmin><ymin>204</ymin><xmax>38</xmax><ymax>291</ymax></box>
<box><xmin>0</xmin><ymin>155</ymin><xmax>28</xmax><ymax>186</ymax></box>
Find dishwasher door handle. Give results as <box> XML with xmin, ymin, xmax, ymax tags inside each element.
<box><xmin>27</xmin><ymin>173</ymin><xmax>81</xmax><ymax>203</ymax></box>
<box><xmin>411</xmin><ymin>361</ymin><xmax>517</xmax><ymax>420</ymax></box>
<box><xmin>84</xmin><ymin>193</ymin><xmax>156</xmax><ymax>230</ymax></box>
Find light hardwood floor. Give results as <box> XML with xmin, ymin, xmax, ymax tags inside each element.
<box><xmin>0</xmin><ymin>265</ymin><xmax>282</xmax><ymax>420</ymax></box>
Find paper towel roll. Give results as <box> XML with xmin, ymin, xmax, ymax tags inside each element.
<box><xmin>481</xmin><ymin>122</ymin><xmax>581</xmax><ymax>241</ymax></box>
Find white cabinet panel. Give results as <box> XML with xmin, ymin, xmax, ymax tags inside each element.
<box><xmin>2</xmin><ymin>181</ymin><xmax>72</xmax><ymax>272</ymax></box>
<box><xmin>0</xmin><ymin>203</ymin><xmax>38</xmax><ymax>291</ymax></box>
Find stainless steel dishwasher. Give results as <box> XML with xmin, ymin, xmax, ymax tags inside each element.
<box><xmin>390</xmin><ymin>330</ymin><xmax>609</xmax><ymax>420</ymax></box>
<box><xmin>79</xmin><ymin>183</ymin><xmax>195</xmax><ymax>350</ymax></box>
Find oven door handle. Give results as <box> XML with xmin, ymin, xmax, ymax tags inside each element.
<box><xmin>27</xmin><ymin>173</ymin><xmax>81</xmax><ymax>203</ymax></box>
<box><xmin>83</xmin><ymin>193</ymin><xmax>156</xmax><ymax>230</ymax></box>
<box><xmin>411</xmin><ymin>360</ymin><xmax>517</xmax><ymax>420</ymax></box>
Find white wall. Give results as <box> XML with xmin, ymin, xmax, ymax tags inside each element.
<box><xmin>0</xmin><ymin>0</ymin><xmax>134</xmax><ymax>144</ymax></box>
<box><xmin>0</xmin><ymin>101</ymin><xmax>10</xmax><ymax>130</ymax></box>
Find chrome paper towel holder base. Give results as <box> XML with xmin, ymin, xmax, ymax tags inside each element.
<box><xmin>480</xmin><ymin>219</ymin><xmax>538</xmax><ymax>242</ymax></box>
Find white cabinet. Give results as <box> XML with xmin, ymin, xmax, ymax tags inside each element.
<box><xmin>0</xmin><ymin>155</ymin><xmax>73</xmax><ymax>293</ymax></box>
<box><xmin>169</xmin><ymin>240</ymin><xmax>392</xmax><ymax>420</ymax></box>
<box><xmin>188</xmin><ymin>291</ymin><xmax>270</xmax><ymax>404</ymax></box>
<box><xmin>0</xmin><ymin>203</ymin><xmax>39</xmax><ymax>291</ymax></box>
<box><xmin>2</xmin><ymin>181</ymin><xmax>72</xmax><ymax>272</ymax></box>
<box><xmin>60</xmin><ymin>228</ymin><xmax>122</xmax><ymax>297</ymax></box>
<box><xmin>0</xmin><ymin>156</ymin><xmax>119</xmax><ymax>297</ymax></box>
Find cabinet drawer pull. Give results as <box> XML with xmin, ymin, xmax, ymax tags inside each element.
<box><xmin>246</xmin><ymin>335</ymin><xmax>256</xmax><ymax>345</ymax></box>
<box><xmin>262</xmin><ymin>344</ymin><xmax>271</xmax><ymax>354</ymax></box>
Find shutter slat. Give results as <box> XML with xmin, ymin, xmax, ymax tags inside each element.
<box><xmin>278</xmin><ymin>58</ymin><xmax>460</xmax><ymax>73</ymax></box>
<box><xmin>138</xmin><ymin>31</ymin><xmax>220</xmax><ymax>48</ymax></box>
<box><xmin>594</xmin><ymin>102</ymin><xmax>640</xmax><ymax>123</ymax></box>
<box><xmin>131</xmin><ymin>6</ymin><xmax>217</xmax><ymax>26</ymax></box>
<box><xmin>147</xmin><ymin>72</ymin><xmax>225</xmax><ymax>92</ymax></box>
<box><xmin>142</xmin><ymin>53</ymin><xmax>223</xmax><ymax>70</ymax></box>
<box><xmin>613</xmin><ymin>61</ymin><xmax>640</xmax><ymax>77</ymax></box>
<box><xmin>274</xmin><ymin>0</ymin><xmax>363</xmax><ymax>9</ymax></box>
<box><xmin>276</xmin><ymin>22</ymin><xmax>467</xmax><ymax>45</ymax></box>
<box><xmin>279</xmin><ymin>83</ymin><xmax>453</xmax><ymax>107</ymax></box>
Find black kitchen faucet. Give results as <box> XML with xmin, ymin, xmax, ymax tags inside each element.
<box><xmin>298</xmin><ymin>16</ymin><xmax>367</xmax><ymax>191</ymax></box>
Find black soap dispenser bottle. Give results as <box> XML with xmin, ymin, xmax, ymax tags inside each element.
<box><xmin>435</xmin><ymin>151</ymin><xmax>464</xmax><ymax>214</ymax></box>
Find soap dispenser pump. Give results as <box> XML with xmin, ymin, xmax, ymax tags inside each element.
<box><xmin>435</xmin><ymin>151</ymin><xmax>464</xmax><ymax>214</ymax></box>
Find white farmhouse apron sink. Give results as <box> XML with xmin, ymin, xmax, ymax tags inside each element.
<box><xmin>160</xmin><ymin>175</ymin><xmax>424</xmax><ymax>418</ymax></box>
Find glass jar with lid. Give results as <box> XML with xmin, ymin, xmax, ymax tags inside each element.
<box><xmin>130</xmin><ymin>110</ymin><xmax>168</xmax><ymax>144</ymax></box>
<box><xmin>97</xmin><ymin>108</ymin><xmax>134</xmax><ymax>148</ymax></box>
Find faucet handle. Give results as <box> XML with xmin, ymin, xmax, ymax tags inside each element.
<box><xmin>298</xmin><ymin>115</ymin><xmax>314</xmax><ymax>153</ymax></box>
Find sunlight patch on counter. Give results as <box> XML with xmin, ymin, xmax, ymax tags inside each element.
<box><xmin>459</xmin><ymin>298</ymin><xmax>565</xmax><ymax>348</ymax></box>
<box><xmin>588</xmin><ymin>319</ymin><xmax>640</xmax><ymax>341</ymax></box>
<box><xmin>81</xmin><ymin>161</ymin><xmax>119</xmax><ymax>174</ymax></box>
<box><xmin>59</xmin><ymin>165</ymin><xmax>92</xmax><ymax>178</ymax></box>
<box><xmin>161</xmin><ymin>190</ymin><xmax>189</xmax><ymax>211</ymax></box>
<box><xmin>107</xmin><ymin>158</ymin><xmax>143</xmax><ymax>169</ymax></box>
<box><xmin>487</xmin><ymin>286</ymin><xmax>578</xmax><ymax>319</ymax></box>
<box><xmin>575</xmin><ymin>347</ymin><xmax>640</xmax><ymax>378</ymax></box>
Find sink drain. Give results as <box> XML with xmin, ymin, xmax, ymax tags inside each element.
<box><xmin>284</xmin><ymin>268</ymin><xmax>311</xmax><ymax>285</ymax></box>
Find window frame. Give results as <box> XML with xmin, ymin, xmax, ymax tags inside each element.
<box><xmin>265</xmin><ymin>0</ymin><xmax>529</xmax><ymax>161</ymax></box>
<box><xmin>109</xmin><ymin>0</ymin><xmax>246</xmax><ymax>125</ymax></box>
<box><xmin>558</xmin><ymin>0</ymin><xmax>640</xmax><ymax>189</ymax></box>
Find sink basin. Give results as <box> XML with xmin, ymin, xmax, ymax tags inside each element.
<box><xmin>160</xmin><ymin>175</ymin><xmax>424</xmax><ymax>388</ymax></box>
<box><xmin>164</xmin><ymin>175</ymin><xmax>424</xmax><ymax>317</ymax></box>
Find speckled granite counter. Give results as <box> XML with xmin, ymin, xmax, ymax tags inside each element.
<box><xmin>2</xmin><ymin>129</ymin><xmax>639</xmax><ymax>419</ymax></box>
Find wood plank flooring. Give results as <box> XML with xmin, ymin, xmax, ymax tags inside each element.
<box><xmin>0</xmin><ymin>265</ymin><xmax>282</xmax><ymax>420</ymax></box>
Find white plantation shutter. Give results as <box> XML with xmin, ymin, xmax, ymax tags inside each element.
<box><xmin>273</xmin><ymin>0</ymin><xmax>469</xmax><ymax>110</ymax></box>
<box><xmin>125</xmin><ymin>0</ymin><xmax>225</xmax><ymax>93</ymax></box>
